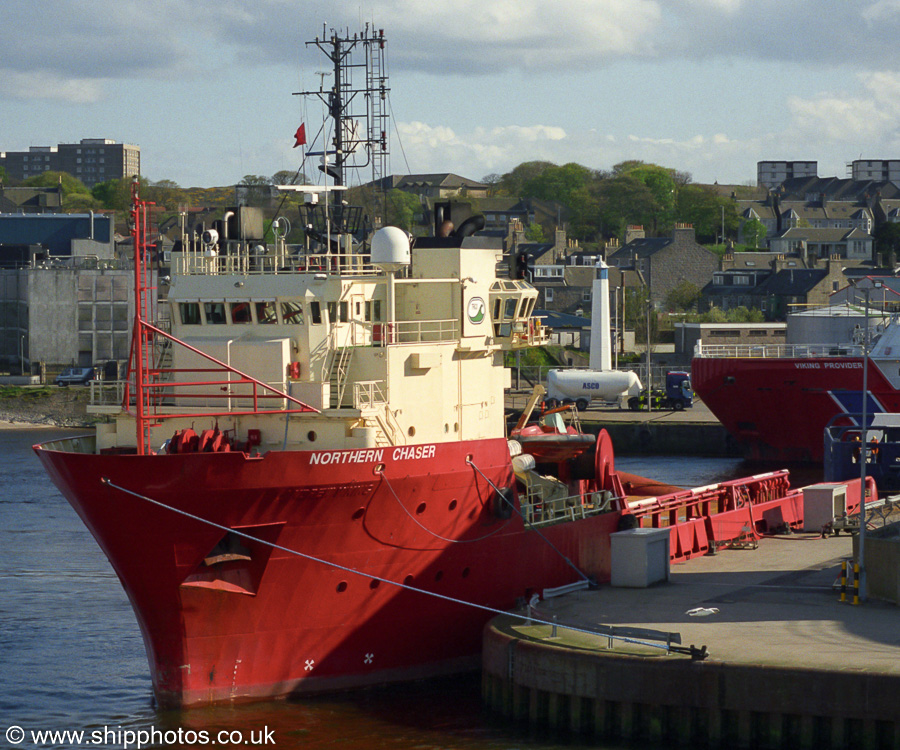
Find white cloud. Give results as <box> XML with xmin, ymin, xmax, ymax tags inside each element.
<box><xmin>395</xmin><ymin>121</ymin><xmax>573</xmax><ymax>177</ymax></box>
<box><xmin>393</xmin><ymin>119</ymin><xmax>771</xmax><ymax>184</ymax></box>
<box><xmin>863</xmin><ymin>0</ymin><xmax>900</xmax><ymax>23</ymax></box>
<box><xmin>0</xmin><ymin>70</ymin><xmax>104</xmax><ymax>104</ymax></box>
<box><xmin>787</xmin><ymin>70</ymin><xmax>900</xmax><ymax>142</ymax></box>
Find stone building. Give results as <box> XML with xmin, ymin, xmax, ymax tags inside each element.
<box><xmin>607</xmin><ymin>224</ymin><xmax>718</xmax><ymax>309</ymax></box>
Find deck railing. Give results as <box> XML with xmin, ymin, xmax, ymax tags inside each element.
<box><xmin>695</xmin><ymin>343</ymin><xmax>864</xmax><ymax>359</ymax></box>
<box><xmin>372</xmin><ymin>319</ymin><xmax>459</xmax><ymax>345</ymax></box>
<box><xmin>171</xmin><ymin>249</ymin><xmax>383</xmax><ymax>277</ymax></box>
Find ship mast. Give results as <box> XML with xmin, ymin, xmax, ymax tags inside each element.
<box><xmin>295</xmin><ymin>25</ymin><xmax>390</xmax><ymax>228</ymax></box>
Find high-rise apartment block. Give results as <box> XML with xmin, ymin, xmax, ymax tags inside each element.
<box><xmin>757</xmin><ymin>161</ymin><xmax>818</xmax><ymax>189</ymax></box>
<box><xmin>0</xmin><ymin>138</ymin><xmax>140</xmax><ymax>188</ymax></box>
<box><xmin>850</xmin><ymin>159</ymin><xmax>900</xmax><ymax>182</ymax></box>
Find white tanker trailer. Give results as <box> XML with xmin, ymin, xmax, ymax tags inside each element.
<box><xmin>545</xmin><ymin>369</ymin><xmax>642</xmax><ymax>411</ymax></box>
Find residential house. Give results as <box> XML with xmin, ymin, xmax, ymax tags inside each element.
<box><xmin>767</xmin><ymin>225</ymin><xmax>873</xmax><ymax>262</ymax></box>
<box><xmin>607</xmin><ymin>224</ymin><xmax>718</xmax><ymax>308</ymax></box>
<box><xmin>478</xmin><ymin>197</ymin><xmax>568</xmax><ymax>234</ymax></box>
<box><xmin>701</xmin><ymin>252</ymin><xmax>849</xmax><ymax>320</ymax></box>
<box><xmin>0</xmin><ymin>186</ymin><xmax>63</xmax><ymax>213</ymax></box>
<box><xmin>754</xmin><ymin>257</ymin><xmax>847</xmax><ymax>320</ymax></box>
<box><xmin>367</xmin><ymin>173</ymin><xmax>489</xmax><ymax>201</ymax></box>
<box><xmin>737</xmin><ymin>177</ymin><xmax>897</xmax><ymax>262</ymax></box>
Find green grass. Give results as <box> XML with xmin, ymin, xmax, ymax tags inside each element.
<box><xmin>0</xmin><ymin>385</ymin><xmax>54</xmax><ymax>399</ymax></box>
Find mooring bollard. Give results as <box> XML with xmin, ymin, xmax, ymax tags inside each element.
<box><xmin>840</xmin><ymin>560</ymin><xmax>847</xmax><ymax>603</ymax></box>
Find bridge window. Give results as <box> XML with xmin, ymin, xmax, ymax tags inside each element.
<box><xmin>255</xmin><ymin>301</ymin><xmax>277</xmax><ymax>324</ymax></box>
<box><xmin>280</xmin><ymin>301</ymin><xmax>304</xmax><ymax>324</ymax></box>
<box><xmin>230</xmin><ymin>302</ymin><xmax>252</xmax><ymax>324</ymax></box>
<box><xmin>179</xmin><ymin>302</ymin><xmax>201</xmax><ymax>325</ymax></box>
<box><xmin>203</xmin><ymin>302</ymin><xmax>226</xmax><ymax>325</ymax></box>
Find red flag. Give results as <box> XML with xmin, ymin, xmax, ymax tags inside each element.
<box><xmin>293</xmin><ymin>123</ymin><xmax>306</xmax><ymax>148</ymax></box>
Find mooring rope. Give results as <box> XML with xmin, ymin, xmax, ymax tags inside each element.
<box><xmin>465</xmin><ymin>457</ymin><xmax>592</xmax><ymax>584</ymax></box>
<box><xmin>377</xmin><ymin>470</ymin><xmax>512</xmax><ymax>544</ymax></box>
<box><xmin>100</xmin><ymin>476</ymin><xmax>674</xmax><ymax>653</ymax></box>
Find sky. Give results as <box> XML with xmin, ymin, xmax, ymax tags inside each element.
<box><xmin>3</xmin><ymin>0</ymin><xmax>900</xmax><ymax>189</ymax></box>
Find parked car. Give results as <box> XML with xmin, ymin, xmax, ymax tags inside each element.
<box><xmin>55</xmin><ymin>366</ymin><xmax>96</xmax><ymax>386</ymax></box>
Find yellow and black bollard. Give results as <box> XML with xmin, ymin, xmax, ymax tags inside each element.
<box><xmin>852</xmin><ymin>562</ymin><xmax>860</xmax><ymax>606</ymax></box>
<box><xmin>840</xmin><ymin>560</ymin><xmax>848</xmax><ymax>603</ymax></box>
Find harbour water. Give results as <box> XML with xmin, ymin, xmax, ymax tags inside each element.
<box><xmin>1</xmin><ymin>427</ymin><xmax>821</xmax><ymax>750</ymax></box>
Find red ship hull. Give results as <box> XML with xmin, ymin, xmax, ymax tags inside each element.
<box><xmin>692</xmin><ymin>355</ymin><xmax>900</xmax><ymax>462</ymax></box>
<box><xmin>35</xmin><ymin>436</ymin><xmax>620</xmax><ymax>708</ymax></box>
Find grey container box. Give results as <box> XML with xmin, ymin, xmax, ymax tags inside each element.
<box><xmin>610</xmin><ymin>527</ymin><xmax>671</xmax><ymax>587</ymax></box>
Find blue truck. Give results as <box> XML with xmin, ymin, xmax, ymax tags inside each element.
<box><xmin>627</xmin><ymin>370</ymin><xmax>693</xmax><ymax>411</ymax></box>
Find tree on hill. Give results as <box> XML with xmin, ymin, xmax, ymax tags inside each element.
<box><xmin>24</xmin><ymin>171</ymin><xmax>91</xmax><ymax>196</ymax></box>
<box><xmin>385</xmin><ymin>189</ymin><xmax>422</xmax><ymax>231</ymax></box>
<box><xmin>145</xmin><ymin>179</ymin><xmax>186</xmax><ymax>211</ymax></box>
<box><xmin>272</xmin><ymin>169</ymin><xmax>309</xmax><ymax>186</ymax></box>
<box><xmin>741</xmin><ymin>217</ymin><xmax>767</xmax><ymax>249</ymax></box>
<box><xmin>611</xmin><ymin>162</ymin><xmax>678</xmax><ymax>233</ymax></box>
<box><xmin>524</xmin><ymin>223</ymin><xmax>545</xmax><ymax>242</ymax></box>
<box><xmin>481</xmin><ymin>173</ymin><xmax>502</xmax><ymax>195</ymax></box>
<box><xmin>498</xmin><ymin>161</ymin><xmax>556</xmax><ymax>197</ymax></box>
<box><xmin>873</xmin><ymin>222</ymin><xmax>900</xmax><ymax>267</ymax></box>
<box><xmin>595</xmin><ymin>174</ymin><xmax>660</xmax><ymax>237</ymax></box>
<box><xmin>676</xmin><ymin>184</ymin><xmax>738</xmax><ymax>243</ymax></box>
<box><xmin>665</xmin><ymin>281</ymin><xmax>701</xmax><ymax>312</ymax></box>
<box><xmin>92</xmin><ymin>178</ymin><xmax>140</xmax><ymax>212</ymax></box>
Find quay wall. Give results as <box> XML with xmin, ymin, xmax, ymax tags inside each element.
<box><xmin>598</xmin><ymin>421</ymin><xmax>737</xmax><ymax>456</ymax></box>
<box><xmin>483</xmin><ymin>617</ymin><xmax>900</xmax><ymax>750</ymax></box>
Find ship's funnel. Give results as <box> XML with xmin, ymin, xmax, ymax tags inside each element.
<box><xmin>589</xmin><ymin>260</ymin><xmax>612</xmax><ymax>371</ymax></box>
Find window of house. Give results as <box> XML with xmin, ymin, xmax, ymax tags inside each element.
<box><xmin>310</xmin><ymin>301</ymin><xmax>322</xmax><ymax>324</ymax></box>
<box><xmin>545</xmin><ymin>288</ymin><xmax>554</xmax><ymax>302</ymax></box>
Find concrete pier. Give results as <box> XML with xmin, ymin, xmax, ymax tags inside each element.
<box><xmin>483</xmin><ymin>533</ymin><xmax>900</xmax><ymax>749</ymax></box>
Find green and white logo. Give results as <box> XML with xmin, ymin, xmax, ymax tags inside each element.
<box><xmin>466</xmin><ymin>296</ymin><xmax>486</xmax><ymax>325</ymax></box>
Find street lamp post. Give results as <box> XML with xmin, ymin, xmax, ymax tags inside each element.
<box><xmin>858</xmin><ymin>280</ymin><xmax>883</xmax><ymax>603</ymax></box>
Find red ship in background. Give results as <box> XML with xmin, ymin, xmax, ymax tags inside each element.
<box><xmin>31</xmin><ymin>26</ymin><xmax>842</xmax><ymax>710</ymax></box>
<box><xmin>692</xmin><ymin>300</ymin><xmax>899</xmax><ymax>463</ymax></box>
